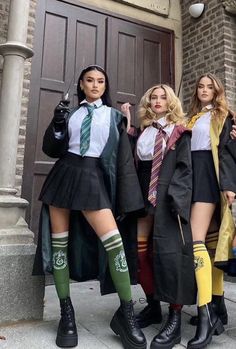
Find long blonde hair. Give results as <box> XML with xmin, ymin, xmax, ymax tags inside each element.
<box><xmin>138</xmin><ymin>84</ymin><xmax>186</xmax><ymax>130</ymax></box>
<box><xmin>188</xmin><ymin>73</ymin><xmax>228</xmax><ymax>120</ymax></box>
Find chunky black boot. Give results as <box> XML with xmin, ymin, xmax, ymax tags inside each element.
<box><xmin>150</xmin><ymin>307</ymin><xmax>181</xmax><ymax>349</ymax></box>
<box><xmin>56</xmin><ymin>297</ymin><xmax>78</xmax><ymax>348</ymax></box>
<box><xmin>136</xmin><ymin>295</ymin><xmax>162</xmax><ymax>328</ymax></box>
<box><xmin>187</xmin><ymin>303</ymin><xmax>224</xmax><ymax>349</ymax></box>
<box><xmin>189</xmin><ymin>294</ymin><xmax>228</xmax><ymax>326</ymax></box>
<box><xmin>212</xmin><ymin>295</ymin><xmax>228</xmax><ymax>325</ymax></box>
<box><xmin>110</xmin><ymin>299</ymin><xmax>147</xmax><ymax>349</ymax></box>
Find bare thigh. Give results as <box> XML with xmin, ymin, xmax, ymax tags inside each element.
<box><xmin>191</xmin><ymin>202</ymin><xmax>216</xmax><ymax>242</ymax></box>
<box><xmin>49</xmin><ymin>206</ymin><xmax>70</xmax><ymax>233</ymax></box>
<box><xmin>82</xmin><ymin>208</ymin><xmax>117</xmax><ymax>238</ymax></box>
<box><xmin>137</xmin><ymin>215</ymin><xmax>154</xmax><ymax>240</ymax></box>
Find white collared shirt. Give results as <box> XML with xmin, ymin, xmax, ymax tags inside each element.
<box><xmin>68</xmin><ymin>98</ymin><xmax>111</xmax><ymax>157</ymax></box>
<box><xmin>137</xmin><ymin>116</ymin><xmax>175</xmax><ymax>161</ymax></box>
<box><xmin>191</xmin><ymin>104</ymin><xmax>213</xmax><ymax>151</ymax></box>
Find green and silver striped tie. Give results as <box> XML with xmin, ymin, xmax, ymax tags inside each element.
<box><xmin>80</xmin><ymin>104</ymin><xmax>96</xmax><ymax>156</ymax></box>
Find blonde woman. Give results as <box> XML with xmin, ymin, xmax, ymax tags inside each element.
<box><xmin>122</xmin><ymin>84</ymin><xmax>196</xmax><ymax>349</ymax></box>
<box><xmin>186</xmin><ymin>73</ymin><xmax>235</xmax><ymax>349</ymax></box>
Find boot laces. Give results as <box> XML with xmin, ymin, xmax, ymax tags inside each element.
<box><xmin>126</xmin><ymin>301</ymin><xmax>139</xmax><ymax>329</ymax></box>
<box><xmin>61</xmin><ymin>301</ymin><xmax>74</xmax><ymax>322</ymax></box>
<box><xmin>161</xmin><ymin>315</ymin><xmax>176</xmax><ymax>335</ymax></box>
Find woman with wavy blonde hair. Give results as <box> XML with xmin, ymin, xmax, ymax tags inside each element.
<box><xmin>186</xmin><ymin>73</ymin><xmax>236</xmax><ymax>349</ymax></box>
<box><xmin>138</xmin><ymin>84</ymin><xmax>186</xmax><ymax>130</ymax></box>
<box><xmin>121</xmin><ymin>84</ymin><xmax>196</xmax><ymax>349</ymax></box>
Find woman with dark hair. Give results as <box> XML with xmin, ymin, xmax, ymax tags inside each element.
<box><xmin>33</xmin><ymin>65</ymin><xmax>146</xmax><ymax>349</ymax></box>
<box><xmin>186</xmin><ymin>73</ymin><xmax>235</xmax><ymax>349</ymax></box>
<box><xmin>76</xmin><ymin>65</ymin><xmax>112</xmax><ymax>106</ymax></box>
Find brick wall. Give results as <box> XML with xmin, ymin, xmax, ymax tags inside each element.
<box><xmin>180</xmin><ymin>0</ymin><xmax>236</xmax><ymax>112</ymax></box>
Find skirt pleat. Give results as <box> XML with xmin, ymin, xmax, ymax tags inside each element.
<box><xmin>39</xmin><ymin>152</ymin><xmax>111</xmax><ymax>210</ymax></box>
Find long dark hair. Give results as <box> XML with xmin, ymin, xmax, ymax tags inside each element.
<box><xmin>77</xmin><ymin>65</ymin><xmax>112</xmax><ymax>106</ymax></box>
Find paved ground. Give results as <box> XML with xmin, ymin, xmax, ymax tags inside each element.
<box><xmin>0</xmin><ymin>281</ymin><xmax>236</xmax><ymax>349</ymax></box>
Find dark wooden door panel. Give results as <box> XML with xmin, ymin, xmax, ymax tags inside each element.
<box><xmin>22</xmin><ymin>0</ymin><xmax>107</xmax><ymax>236</ymax></box>
<box><xmin>41</xmin><ymin>12</ymin><xmax>68</xmax><ymax>82</ymax></box>
<box><xmin>107</xmin><ymin>17</ymin><xmax>174</xmax><ymax>126</ymax></box>
<box><xmin>22</xmin><ymin>0</ymin><xmax>174</xmax><ymax>239</ymax></box>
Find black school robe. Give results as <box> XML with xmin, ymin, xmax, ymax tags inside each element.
<box><xmin>133</xmin><ymin>125</ymin><xmax>196</xmax><ymax>305</ymax></box>
<box><xmin>152</xmin><ymin>127</ymin><xmax>196</xmax><ymax>305</ymax></box>
<box><xmin>33</xmin><ymin>107</ymin><xmax>144</xmax><ymax>295</ymax></box>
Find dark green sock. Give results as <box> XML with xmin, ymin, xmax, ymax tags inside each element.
<box><xmin>52</xmin><ymin>232</ymin><xmax>70</xmax><ymax>299</ymax></box>
<box><xmin>101</xmin><ymin>229</ymin><xmax>132</xmax><ymax>301</ymax></box>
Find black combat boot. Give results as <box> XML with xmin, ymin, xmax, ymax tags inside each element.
<box><xmin>187</xmin><ymin>302</ymin><xmax>224</xmax><ymax>349</ymax></box>
<box><xmin>136</xmin><ymin>295</ymin><xmax>162</xmax><ymax>328</ymax></box>
<box><xmin>56</xmin><ymin>297</ymin><xmax>78</xmax><ymax>348</ymax></box>
<box><xmin>150</xmin><ymin>307</ymin><xmax>181</xmax><ymax>349</ymax></box>
<box><xmin>110</xmin><ymin>299</ymin><xmax>147</xmax><ymax>349</ymax></box>
<box><xmin>189</xmin><ymin>294</ymin><xmax>228</xmax><ymax>326</ymax></box>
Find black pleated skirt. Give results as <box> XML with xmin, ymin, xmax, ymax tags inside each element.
<box><xmin>192</xmin><ymin>150</ymin><xmax>220</xmax><ymax>203</ymax></box>
<box><xmin>137</xmin><ymin>160</ymin><xmax>155</xmax><ymax>215</ymax></box>
<box><xmin>39</xmin><ymin>152</ymin><xmax>112</xmax><ymax>210</ymax></box>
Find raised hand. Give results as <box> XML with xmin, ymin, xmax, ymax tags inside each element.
<box><xmin>121</xmin><ymin>102</ymin><xmax>132</xmax><ymax>131</ymax></box>
<box><xmin>230</xmin><ymin>124</ymin><xmax>236</xmax><ymax>140</ymax></box>
<box><xmin>53</xmin><ymin>100</ymin><xmax>70</xmax><ymax>123</ymax></box>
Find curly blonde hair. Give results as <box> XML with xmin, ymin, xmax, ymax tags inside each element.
<box><xmin>188</xmin><ymin>73</ymin><xmax>228</xmax><ymax>120</ymax></box>
<box><xmin>138</xmin><ymin>84</ymin><xmax>186</xmax><ymax>130</ymax></box>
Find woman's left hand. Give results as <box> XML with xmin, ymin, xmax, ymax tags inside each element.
<box><xmin>223</xmin><ymin>190</ymin><xmax>236</xmax><ymax>206</ymax></box>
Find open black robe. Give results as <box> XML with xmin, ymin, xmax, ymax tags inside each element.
<box><xmin>33</xmin><ymin>107</ymin><xmax>144</xmax><ymax>295</ymax></box>
<box><xmin>152</xmin><ymin>127</ymin><xmax>196</xmax><ymax>305</ymax></box>
<box><xmin>132</xmin><ymin>126</ymin><xmax>197</xmax><ymax>305</ymax></box>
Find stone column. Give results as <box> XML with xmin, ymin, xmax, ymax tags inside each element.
<box><xmin>0</xmin><ymin>0</ymin><xmax>44</xmax><ymax>324</ymax></box>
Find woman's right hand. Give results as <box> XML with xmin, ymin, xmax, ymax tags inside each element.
<box><xmin>121</xmin><ymin>102</ymin><xmax>132</xmax><ymax>131</ymax></box>
<box><xmin>54</xmin><ymin>100</ymin><xmax>70</xmax><ymax>123</ymax></box>
<box><xmin>230</xmin><ymin>124</ymin><xmax>236</xmax><ymax>140</ymax></box>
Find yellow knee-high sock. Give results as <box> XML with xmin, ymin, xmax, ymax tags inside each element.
<box><xmin>193</xmin><ymin>241</ymin><xmax>212</xmax><ymax>306</ymax></box>
<box><xmin>211</xmin><ymin>256</ymin><xmax>224</xmax><ymax>296</ymax></box>
<box><xmin>205</xmin><ymin>231</ymin><xmax>224</xmax><ymax>297</ymax></box>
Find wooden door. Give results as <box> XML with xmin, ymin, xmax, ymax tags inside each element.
<box><xmin>22</xmin><ymin>0</ymin><xmax>174</xmax><ymax>236</ymax></box>
<box><xmin>23</xmin><ymin>0</ymin><xmax>107</xmax><ymax>237</ymax></box>
<box><xmin>107</xmin><ymin>17</ymin><xmax>174</xmax><ymax>125</ymax></box>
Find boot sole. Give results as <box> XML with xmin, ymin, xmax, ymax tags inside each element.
<box><xmin>187</xmin><ymin>318</ymin><xmax>224</xmax><ymax>349</ymax></box>
<box><xmin>110</xmin><ymin>315</ymin><xmax>147</xmax><ymax>349</ymax></box>
<box><xmin>150</xmin><ymin>336</ymin><xmax>181</xmax><ymax>349</ymax></box>
<box><xmin>56</xmin><ymin>334</ymin><xmax>78</xmax><ymax>348</ymax></box>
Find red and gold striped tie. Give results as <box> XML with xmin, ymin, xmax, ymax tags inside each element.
<box><xmin>148</xmin><ymin>123</ymin><xmax>168</xmax><ymax>207</ymax></box>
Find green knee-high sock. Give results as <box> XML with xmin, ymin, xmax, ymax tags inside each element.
<box><xmin>101</xmin><ymin>229</ymin><xmax>132</xmax><ymax>302</ymax></box>
<box><xmin>52</xmin><ymin>231</ymin><xmax>70</xmax><ymax>300</ymax></box>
